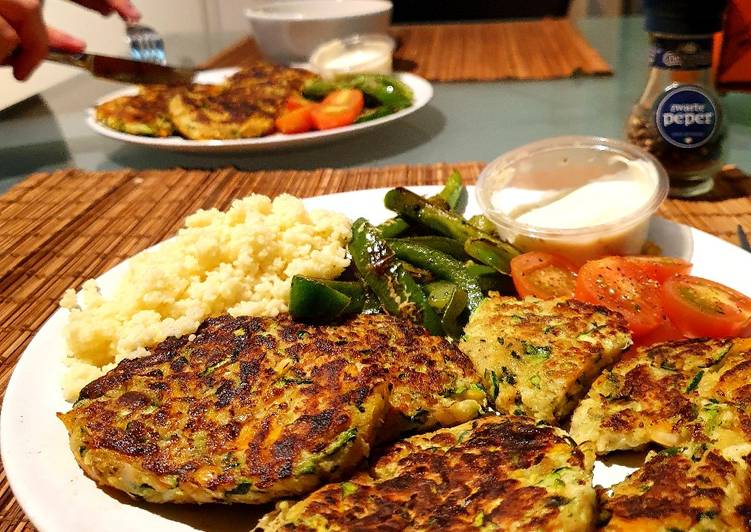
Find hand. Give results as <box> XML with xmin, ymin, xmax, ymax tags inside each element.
<box><xmin>1</xmin><ymin>0</ymin><xmax>140</xmax><ymax>81</ymax></box>
<box><xmin>72</xmin><ymin>0</ymin><xmax>141</xmax><ymax>23</ymax></box>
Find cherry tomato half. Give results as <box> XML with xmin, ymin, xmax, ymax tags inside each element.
<box><xmin>661</xmin><ymin>275</ymin><xmax>751</xmax><ymax>338</ymax></box>
<box><xmin>510</xmin><ymin>251</ymin><xmax>578</xmax><ymax>300</ymax></box>
<box><xmin>575</xmin><ymin>257</ymin><xmax>664</xmax><ymax>337</ymax></box>
<box><xmin>275</xmin><ymin>107</ymin><xmax>314</xmax><ymax>134</ymax></box>
<box><xmin>623</xmin><ymin>256</ymin><xmax>692</xmax><ymax>284</ymax></box>
<box><xmin>310</xmin><ymin>89</ymin><xmax>365</xmax><ymax>130</ymax></box>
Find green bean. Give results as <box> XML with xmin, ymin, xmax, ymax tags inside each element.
<box><xmin>348</xmin><ymin>218</ymin><xmax>443</xmax><ymax>335</ymax></box>
<box><xmin>388</xmin><ymin>240</ymin><xmax>484</xmax><ymax>312</ymax></box>
<box><xmin>384</xmin><ymin>187</ymin><xmax>520</xmax><ymax>269</ymax></box>
<box><xmin>468</xmin><ymin>214</ymin><xmax>497</xmax><ymax>234</ymax></box>
<box><xmin>441</xmin><ymin>287</ymin><xmax>468</xmax><ymax>339</ymax></box>
<box><xmin>400</xmin><ymin>261</ymin><xmax>435</xmax><ymax>284</ymax></box>
<box><xmin>466</xmin><ymin>263</ymin><xmax>516</xmax><ymax>293</ymax></box>
<box><xmin>464</xmin><ymin>237</ymin><xmax>516</xmax><ymax>275</ymax></box>
<box><xmin>390</xmin><ymin>236</ymin><xmax>469</xmax><ymax>261</ymax></box>
<box><xmin>377</xmin><ymin>172</ymin><xmax>463</xmax><ymax>237</ymax></box>
<box><xmin>379</xmin><ymin>217</ymin><xmax>410</xmax><ymax>238</ymax></box>
<box><xmin>435</xmin><ymin>170</ymin><xmax>464</xmax><ymax>211</ymax></box>
<box><xmin>355</xmin><ymin>106</ymin><xmax>394</xmax><ymax>123</ymax></box>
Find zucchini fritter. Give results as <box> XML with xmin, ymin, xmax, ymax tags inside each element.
<box><xmin>571</xmin><ymin>337</ymin><xmax>751</xmax><ymax>454</ymax></box>
<box><xmin>58</xmin><ymin>314</ymin><xmax>485</xmax><ymax>504</ymax></box>
<box><xmin>169</xmin><ymin>63</ymin><xmax>314</xmax><ymax>140</ymax></box>
<box><xmin>258</xmin><ymin>415</ymin><xmax>596</xmax><ymax>531</ymax></box>
<box><xmin>599</xmin><ymin>446</ymin><xmax>751</xmax><ymax>531</ymax></box>
<box><xmin>95</xmin><ymin>85</ymin><xmax>175</xmax><ymax>137</ymax></box>
<box><xmin>459</xmin><ymin>296</ymin><xmax>632</xmax><ymax>423</ymax></box>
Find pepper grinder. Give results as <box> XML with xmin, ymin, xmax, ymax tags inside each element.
<box><xmin>626</xmin><ymin>0</ymin><xmax>729</xmax><ymax>198</ymax></box>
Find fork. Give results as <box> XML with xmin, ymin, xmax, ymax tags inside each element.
<box><xmin>126</xmin><ymin>24</ymin><xmax>166</xmax><ymax>65</ymax></box>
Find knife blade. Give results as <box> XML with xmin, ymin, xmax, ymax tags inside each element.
<box><xmin>47</xmin><ymin>50</ymin><xmax>196</xmax><ymax>85</ymax></box>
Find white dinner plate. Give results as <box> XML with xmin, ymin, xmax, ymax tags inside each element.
<box><xmin>2</xmin><ymin>185</ymin><xmax>748</xmax><ymax>532</ymax></box>
<box><xmin>85</xmin><ymin>68</ymin><xmax>433</xmax><ymax>153</ymax></box>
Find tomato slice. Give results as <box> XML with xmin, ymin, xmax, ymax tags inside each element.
<box><xmin>275</xmin><ymin>107</ymin><xmax>314</xmax><ymax>134</ymax></box>
<box><xmin>310</xmin><ymin>89</ymin><xmax>365</xmax><ymax>130</ymax></box>
<box><xmin>630</xmin><ymin>318</ymin><xmax>684</xmax><ymax>350</ymax></box>
<box><xmin>510</xmin><ymin>251</ymin><xmax>578</xmax><ymax>300</ymax></box>
<box><xmin>285</xmin><ymin>93</ymin><xmax>316</xmax><ymax>112</ymax></box>
<box><xmin>661</xmin><ymin>275</ymin><xmax>751</xmax><ymax>338</ymax></box>
<box><xmin>623</xmin><ymin>256</ymin><xmax>692</xmax><ymax>283</ymax></box>
<box><xmin>575</xmin><ymin>257</ymin><xmax>664</xmax><ymax>337</ymax></box>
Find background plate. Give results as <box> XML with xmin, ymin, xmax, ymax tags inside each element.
<box><xmin>86</xmin><ymin>69</ymin><xmax>433</xmax><ymax>153</ymax></box>
<box><xmin>3</xmin><ymin>186</ymin><xmax>747</xmax><ymax>532</ymax></box>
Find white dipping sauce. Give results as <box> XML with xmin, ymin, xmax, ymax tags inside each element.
<box><xmin>323</xmin><ymin>47</ymin><xmax>386</xmax><ymax>70</ymax></box>
<box><xmin>488</xmin><ymin>158</ymin><xmax>660</xmax><ymax>264</ymax></box>
<box><xmin>513</xmin><ymin>160</ymin><xmax>656</xmax><ymax>229</ymax></box>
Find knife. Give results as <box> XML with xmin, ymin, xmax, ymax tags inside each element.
<box><xmin>47</xmin><ymin>50</ymin><xmax>196</xmax><ymax>85</ymax></box>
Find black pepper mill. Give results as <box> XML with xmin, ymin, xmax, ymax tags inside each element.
<box><xmin>626</xmin><ymin>0</ymin><xmax>729</xmax><ymax>198</ymax></box>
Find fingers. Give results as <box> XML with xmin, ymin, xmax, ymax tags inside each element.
<box><xmin>73</xmin><ymin>0</ymin><xmax>141</xmax><ymax>22</ymax></box>
<box><xmin>107</xmin><ymin>0</ymin><xmax>141</xmax><ymax>23</ymax></box>
<box><xmin>0</xmin><ymin>15</ymin><xmax>20</xmax><ymax>65</ymax></box>
<box><xmin>0</xmin><ymin>0</ymin><xmax>48</xmax><ymax>80</ymax></box>
<box><xmin>47</xmin><ymin>26</ymin><xmax>85</xmax><ymax>53</ymax></box>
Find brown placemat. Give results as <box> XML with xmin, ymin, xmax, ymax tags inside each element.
<box><xmin>0</xmin><ymin>162</ymin><xmax>748</xmax><ymax>530</ymax></box>
<box><xmin>204</xmin><ymin>19</ymin><xmax>612</xmax><ymax>81</ymax></box>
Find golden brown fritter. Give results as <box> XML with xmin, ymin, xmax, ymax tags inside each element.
<box><xmin>226</xmin><ymin>62</ymin><xmax>314</xmax><ymax>92</ymax></box>
<box><xmin>460</xmin><ymin>296</ymin><xmax>632</xmax><ymax>423</ymax></box>
<box><xmin>168</xmin><ymin>62</ymin><xmax>315</xmax><ymax>140</ymax></box>
<box><xmin>58</xmin><ymin>314</ymin><xmax>485</xmax><ymax>504</ymax></box>
<box><xmin>598</xmin><ymin>446</ymin><xmax>751</xmax><ymax>531</ymax></box>
<box><xmin>258</xmin><ymin>415</ymin><xmax>596</xmax><ymax>531</ymax></box>
<box><xmin>95</xmin><ymin>62</ymin><xmax>316</xmax><ymax>140</ymax></box>
<box><xmin>571</xmin><ymin>337</ymin><xmax>751</xmax><ymax>455</ymax></box>
<box><xmin>95</xmin><ymin>85</ymin><xmax>175</xmax><ymax>137</ymax></box>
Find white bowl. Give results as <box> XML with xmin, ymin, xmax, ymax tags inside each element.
<box><xmin>246</xmin><ymin>0</ymin><xmax>392</xmax><ymax>65</ymax></box>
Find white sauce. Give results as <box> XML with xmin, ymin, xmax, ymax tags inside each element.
<box><xmin>514</xmin><ymin>161</ymin><xmax>655</xmax><ymax>229</ymax></box>
<box><xmin>487</xmin><ymin>158</ymin><xmax>660</xmax><ymax>264</ymax></box>
<box><xmin>323</xmin><ymin>47</ymin><xmax>385</xmax><ymax>70</ymax></box>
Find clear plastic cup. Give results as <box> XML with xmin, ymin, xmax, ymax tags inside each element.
<box><xmin>309</xmin><ymin>33</ymin><xmax>395</xmax><ymax>78</ymax></box>
<box><xmin>475</xmin><ymin>136</ymin><xmax>669</xmax><ymax>266</ymax></box>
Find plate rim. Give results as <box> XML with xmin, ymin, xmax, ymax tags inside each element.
<box><xmin>85</xmin><ymin>69</ymin><xmax>434</xmax><ymax>151</ymax></box>
<box><xmin>2</xmin><ymin>184</ymin><xmax>747</xmax><ymax>531</ymax></box>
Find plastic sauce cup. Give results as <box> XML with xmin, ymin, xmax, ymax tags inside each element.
<box><xmin>475</xmin><ymin>136</ymin><xmax>669</xmax><ymax>266</ymax></box>
<box><xmin>310</xmin><ymin>34</ymin><xmax>395</xmax><ymax>78</ymax></box>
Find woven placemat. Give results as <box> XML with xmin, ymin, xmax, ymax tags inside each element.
<box><xmin>205</xmin><ymin>19</ymin><xmax>612</xmax><ymax>81</ymax></box>
<box><xmin>0</xmin><ymin>162</ymin><xmax>748</xmax><ymax>530</ymax></box>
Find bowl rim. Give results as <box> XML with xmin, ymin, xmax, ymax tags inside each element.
<box><xmin>245</xmin><ymin>0</ymin><xmax>392</xmax><ymax>21</ymax></box>
<box><xmin>475</xmin><ymin>135</ymin><xmax>670</xmax><ymax>239</ymax></box>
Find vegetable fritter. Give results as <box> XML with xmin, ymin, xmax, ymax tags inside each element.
<box><xmin>58</xmin><ymin>314</ymin><xmax>485</xmax><ymax>504</ymax></box>
<box><xmin>571</xmin><ymin>337</ymin><xmax>751</xmax><ymax>454</ymax></box>
<box><xmin>459</xmin><ymin>296</ymin><xmax>632</xmax><ymax>423</ymax></box>
<box><xmin>258</xmin><ymin>415</ymin><xmax>596</xmax><ymax>531</ymax></box>
<box><xmin>169</xmin><ymin>63</ymin><xmax>314</xmax><ymax>140</ymax></box>
<box><xmin>598</xmin><ymin>446</ymin><xmax>751</xmax><ymax>531</ymax></box>
<box><xmin>95</xmin><ymin>85</ymin><xmax>175</xmax><ymax>137</ymax></box>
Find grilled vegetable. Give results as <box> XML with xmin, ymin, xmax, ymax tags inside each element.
<box><xmin>468</xmin><ymin>214</ymin><xmax>497</xmax><ymax>234</ymax></box>
<box><xmin>355</xmin><ymin>106</ymin><xmax>395</xmax><ymax>123</ymax></box>
<box><xmin>289</xmin><ymin>276</ymin><xmax>367</xmax><ymax>320</ymax></box>
<box><xmin>348</xmin><ymin>218</ymin><xmax>443</xmax><ymax>335</ymax></box>
<box><xmin>388</xmin><ymin>239</ymin><xmax>484</xmax><ymax>312</ymax></box>
<box><xmin>393</xmin><ymin>236</ymin><xmax>470</xmax><ymax>261</ymax></box>
<box><xmin>384</xmin><ymin>187</ymin><xmax>520</xmax><ymax>270</ymax></box>
<box><xmin>303</xmin><ymin>74</ymin><xmax>413</xmax><ymax>111</ymax></box>
<box><xmin>378</xmin><ymin>170</ymin><xmax>465</xmax><ymax>238</ymax></box>
<box><xmin>464</xmin><ymin>237</ymin><xmax>516</xmax><ymax>275</ymax></box>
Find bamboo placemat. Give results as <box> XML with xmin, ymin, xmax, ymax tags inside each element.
<box><xmin>0</xmin><ymin>162</ymin><xmax>748</xmax><ymax>531</ymax></box>
<box><xmin>205</xmin><ymin>19</ymin><xmax>612</xmax><ymax>81</ymax></box>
